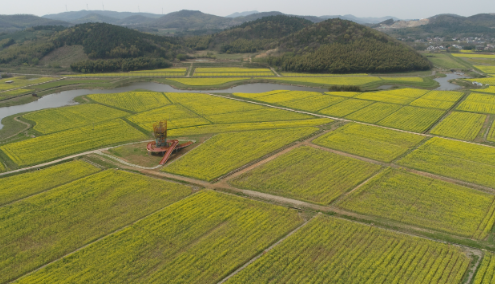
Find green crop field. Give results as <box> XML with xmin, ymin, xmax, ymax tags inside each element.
<box><xmin>313</xmin><ymin>123</ymin><xmax>425</xmax><ymax>162</ymax></box>
<box><xmin>356</xmin><ymin>88</ymin><xmax>428</xmax><ymax>105</ymax></box>
<box><xmin>70</xmin><ymin>68</ymin><xmax>187</xmax><ymax>77</ymax></box>
<box><xmin>427</xmin><ymin>53</ymin><xmax>471</xmax><ymax>69</ymax></box>
<box><xmin>168</xmin><ymin>118</ymin><xmax>332</xmax><ymax>136</ymax></box>
<box><xmin>194</xmin><ymin>67</ymin><xmax>274</xmax><ymax>76</ymax></box>
<box><xmin>457</xmin><ymin>92</ymin><xmax>495</xmax><ymax>114</ymax></box>
<box><xmin>0</xmin><ymin>119</ymin><xmax>147</xmax><ymax>166</ymax></box>
<box><xmin>0</xmin><ymin>169</ymin><xmax>191</xmax><ymax>284</ymax></box>
<box><xmin>473</xmin><ymin>252</ymin><xmax>495</xmax><ymax>284</ymax></box>
<box><xmin>430</xmin><ymin>111</ymin><xmax>486</xmax><ymax>140</ymax></box>
<box><xmin>163</xmin><ymin>127</ymin><xmax>317</xmax><ymax>181</ymax></box>
<box><xmin>345</xmin><ymin>102</ymin><xmax>402</xmax><ymax>123</ymax></box>
<box><xmin>0</xmin><ymin>160</ymin><xmax>99</xmax><ymax>206</ymax></box>
<box><xmin>0</xmin><ymin>76</ymin><xmax>54</xmax><ymax>91</ymax></box>
<box><xmin>88</xmin><ymin>91</ymin><xmax>171</xmax><ymax>112</ymax></box>
<box><xmin>0</xmin><ymin>88</ymin><xmax>32</xmax><ymax>99</ymax></box>
<box><xmin>338</xmin><ymin>169</ymin><xmax>495</xmax><ymax>238</ymax></box>
<box><xmin>377</xmin><ymin>106</ymin><xmax>446</xmax><ymax>132</ymax></box>
<box><xmin>230</xmin><ymin>146</ymin><xmax>381</xmax><ymax>205</ymax></box>
<box><xmin>16</xmin><ymin>191</ymin><xmax>302</xmax><ymax>284</ymax></box>
<box><xmin>23</xmin><ymin>104</ymin><xmax>129</xmax><ymax>134</ymax></box>
<box><xmin>0</xmin><ymin>162</ymin><xmax>5</xmax><ymax>172</ymax></box>
<box><xmin>168</xmin><ymin>78</ymin><xmax>250</xmax><ymax>85</ymax></box>
<box><xmin>398</xmin><ymin>137</ymin><xmax>495</xmax><ymax>188</ymax></box>
<box><xmin>228</xmin><ymin>215</ymin><xmax>470</xmax><ymax>284</ymax></box>
<box><xmin>262</xmin><ymin>76</ymin><xmax>383</xmax><ymax>85</ymax></box>
<box><xmin>380</xmin><ymin>77</ymin><xmax>425</xmax><ymax>82</ymax></box>
<box><xmin>127</xmin><ymin>104</ymin><xmax>210</xmax><ymax>131</ymax></box>
<box><xmin>319</xmin><ymin>99</ymin><xmax>374</xmax><ymax>117</ymax></box>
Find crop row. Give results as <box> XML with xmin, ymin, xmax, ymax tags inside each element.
<box><xmin>1</xmin><ymin>169</ymin><xmax>192</xmax><ymax>284</ymax></box>
<box><xmin>17</xmin><ymin>191</ymin><xmax>302</xmax><ymax>283</ymax></box>
<box><xmin>338</xmin><ymin>168</ymin><xmax>495</xmax><ymax>238</ymax></box>
<box><xmin>228</xmin><ymin>215</ymin><xmax>470</xmax><ymax>283</ymax></box>
<box><xmin>430</xmin><ymin>111</ymin><xmax>486</xmax><ymax>141</ymax></box>
<box><xmin>24</xmin><ymin>104</ymin><xmax>129</xmax><ymax>134</ymax></box>
<box><xmin>473</xmin><ymin>252</ymin><xmax>495</xmax><ymax>284</ymax></box>
<box><xmin>230</xmin><ymin>146</ymin><xmax>381</xmax><ymax>205</ymax></box>
<box><xmin>88</xmin><ymin>91</ymin><xmax>171</xmax><ymax>112</ymax></box>
<box><xmin>164</xmin><ymin>127</ymin><xmax>317</xmax><ymax>181</ymax></box>
<box><xmin>0</xmin><ymin>119</ymin><xmax>147</xmax><ymax>166</ymax></box>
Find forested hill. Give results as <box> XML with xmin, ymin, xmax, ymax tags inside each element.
<box><xmin>187</xmin><ymin>15</ymin><xmax>313</xmax><ymax>52</ymax></box>
<box><xmin>54</xmin><ymin>23</ymin><xmax>181</xmax><ymax>59</ymax></box>
<box><xmin>265</xmin><ymin>18</ymin><xmax>431</xmax><ymax>73</ymax></box>
<box><xmin>0</xmin><ymin>23</ymin><xmax>184</xmax><ymax>71</ymax></box>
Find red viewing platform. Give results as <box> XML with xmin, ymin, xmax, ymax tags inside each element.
<box><xmin>147</xmin><ymin>140</ymin><xmax>193</xmax><ymax>165</ymax></box>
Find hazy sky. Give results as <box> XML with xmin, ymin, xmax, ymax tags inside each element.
<box><xmin>2</xmin><ymin>0</ymin><xmax>493</xmax><ymax>19</ymax></box>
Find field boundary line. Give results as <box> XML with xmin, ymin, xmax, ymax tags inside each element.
<box><xmin>9</xmin><ymin>190</ymin><xmax>200</xmax><ymax>284</ymax></box>
<box><xmin>95</xmin><ymin>150</ymin><xmax>162</xmax><ymax>170</ymax></box>
<box><xmin>217</xmin><ymin>214</ymin><xmax>315</xmax><ymax>284</ymax></box>
<box><xmin>331</xmin><ymin>167</ymin><xmax>386</xmax><ymax>206</ymax></box>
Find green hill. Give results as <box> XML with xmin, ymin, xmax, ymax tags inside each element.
<box><xmin>265</xmin><ymin>18</ymin><xmax>431</xmax><ymax>73</ymax></box>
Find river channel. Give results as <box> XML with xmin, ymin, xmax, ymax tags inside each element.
<box><xmin>0</xmin><ymin>75</ymin><xmax>467</xmax><ymax>130</ymax></box>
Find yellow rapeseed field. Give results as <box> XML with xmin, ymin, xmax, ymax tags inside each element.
<box><xmin>473</xmin><ymin>252</ymin><xmax>495</xmax><ymax>284</ymax></box>
<box><xmin>168</xmin><ymin>78</ymin><xmax>250</xmax><ymax>85</ymax></box>
<box><xmin>231</xmin><ymin>146</ymin><xmax>381</xmax><ymax>204</ymax></box>
<box><xmin>164</xmin><ymin>127</ymin><xmax>318</xmax><ymax>181</ymax></box>
<box><xmin>88</xmin><ymin>91</ymin><xmax>171</xmax><ymax>112</ymax></box>
<box><xmin>377</xmin><ymin>106</ymin><xmax>446</xmax><ymax>132</ymax></box>
<box><xmin>228</xmin><ymin>215</ymin><xmax>470</xmax><ymax>283</ymax></box>
<box><xmin>457</xmin><ymin>92</ymin><xmax>495</xmax><ymax>114</ymax></box>
<box><xmin>127</xmin><ymin>104</ymin><xmax>210</xmax><ymax>131</ymax></box>
<box><xmin>0</xmin><ymin>169</ymin><xmax>192</xmax><ymax>284</ymax></box>
<box><xmin>262</xmin><ymin>76</ymin><xmax>382</xmax><ymax>85</ymax></box>
<box><xmin>313</xmin><ymin>123</ymin><xmax>425</xmax><ymax>162</ymax></box>
<box><xmin>24</xmin><ymin>104</ymin><xmax>129</xmax><ymax>134</ymax></box>
<box><xmin>17</xmin><ymin>191</ymin><xmax>302</xmax><ymax>284</ymax></box>
<box><xmin>430</xmin><ymin>111</ymin><xmax>486</xmax><ymax>141</ymax></box>
<box><xmin>0</xmin><ymin>119</ymin><xmax>147</xmax><ymax>166</ymax></box>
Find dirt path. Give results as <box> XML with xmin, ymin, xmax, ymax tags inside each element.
<box><xmin>270</xmin><ymin>67</ymin><xmax>281</xmax><ymax>77</ymax></box>
<box><xmin>1</xmin><ymin>117</ymin><xmax>31</xmax><ymax>141</ymax></box>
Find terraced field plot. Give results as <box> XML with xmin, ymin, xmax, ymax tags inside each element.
<box><xmin>337</xmin><ymin>169</ymin><xmax>495</xmax><ymax>238</ymax></box>
<box><xmin>88</xmin><ymin>91</ymin><xmax>171</xmax><ymax>112</ymax></box>
<box><xmin>193</xmin><ymin>67</ymin><xmax>274</xmax><ymax>76</ymax></box>
<box><xmin>163</xmin><ymin>127</ymin><xmax>317</xmax><ymax>181</ymax></box>
<box><xmin>319</xmin><ymin>99</ymin><xmax>373</xmax><ymax>117</ymax></box>
<box><xmin>0</xmin><ymin>119</ymin><xmax>147</xmax><ymax>166</ymax></box>
<box><xmin>457</xmin><ymin>92</ymin><xmax>495</xmax><ymax>114</ymax></box>
<box><xmin>0</xmin><ymin>88</ymin><xmax>32</xmax><ymax>99</ymax></box>
<box><xmin>278</xmin><ymin>95</ymin><xmax>346</xmax><ymax>112</ymax></box>
<box><xmin>206</xmin><ymin>108</ymin><xmax>313</xmax><ymax>123</ymax></box>
<box><xmin>127</xmin><ymin>104</ymin><xmax>210</xmax><ymax>131</ymax></box>
<box><xmin>263</xmin><ymin>76</ymin><xmax>383</xmax><ymax>85</ymax></box>
<box><xmin>280</xmin><ymin>72</ymin><xmax>368</xmax><ymax>76</ymax></box>
<box><xmin>0</xmin><ymin>160</ymin><xmax>100</xmax><ymax>206</ymax></box>
<box><xmin>17</xmin><ymin>191</ymin><xmax>302</xmax><ymax>284</ymax></box>
<box><xmin>23</xmin><ymin>104</ymin><xmax>129</xmax><ymax>134</ymax></box>
<box><xmin>473</xmin><ymin>252</ymin><xmax>495</xmax><ymax>284</ymax></box>
<box><xmin>430</xmin><ymin>111</ymin><xmax>486</xmax><ymax>140</ymax></box>
<box><xmin>345</xmin><ymin>102</ymin><xmax>402</xmax><ymax>123</ymax></box>
<box><xmin>398</xmin><ymin>137</ymin><xmax>495</xmax><ymax>188</ymax></box>
<box><xmin>168</xmin><ymin>118</ymin><xmax>332</xmax><ymax>137</ymax></box>
<box><xmin>230</xmin><ymin>146</ymin><xmax>381</xmax><ymax>205</ymax></box>
<box><xmin>228</xmin><ymin>215</ymin><xmax>470</xmax><ymax>284</ymax></box>
<box><xmin>0</xmin><ymin>170</ymin><xmax>192</xmax><ymax>284</ymax></box>
<box><xmin>410</xmin><ymin>90</ymin><xmax>464</xmax><ymax>110</ymax></box>
<box><xmin>377</xmin><ymin>106</ymin><xmax>445</xmax><ymax>132</ymax></box>
<box><xmin>168</xmin><ymin>78</ymin><xmax>250</xmax><ymax>86</ymax></box>
<box><xmin>356</xmin><ymin>88</ymin><xmax>428</xmax><ymax>104</ymax></box>
<box><xmin>313</xmin><ymin>123</ymin><xmax>425</xmax><ymax>162</ymax></box>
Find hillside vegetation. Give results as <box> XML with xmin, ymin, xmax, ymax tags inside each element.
<box><xmin>264</xmin><ymin>19</ymin><xmax>431</xmax><ymax>73</ymax></box>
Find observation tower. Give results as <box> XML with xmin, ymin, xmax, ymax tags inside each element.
<box><xmin>147</xmin><ymin>120</ymin><xmax>193</xmax><ymax>165</ymax></box>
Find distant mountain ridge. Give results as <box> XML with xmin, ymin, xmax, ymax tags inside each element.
<box><xmin>226</xmin><ymin>11</ymin><xmax>259</xmax><ymax>18</ymax></box>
